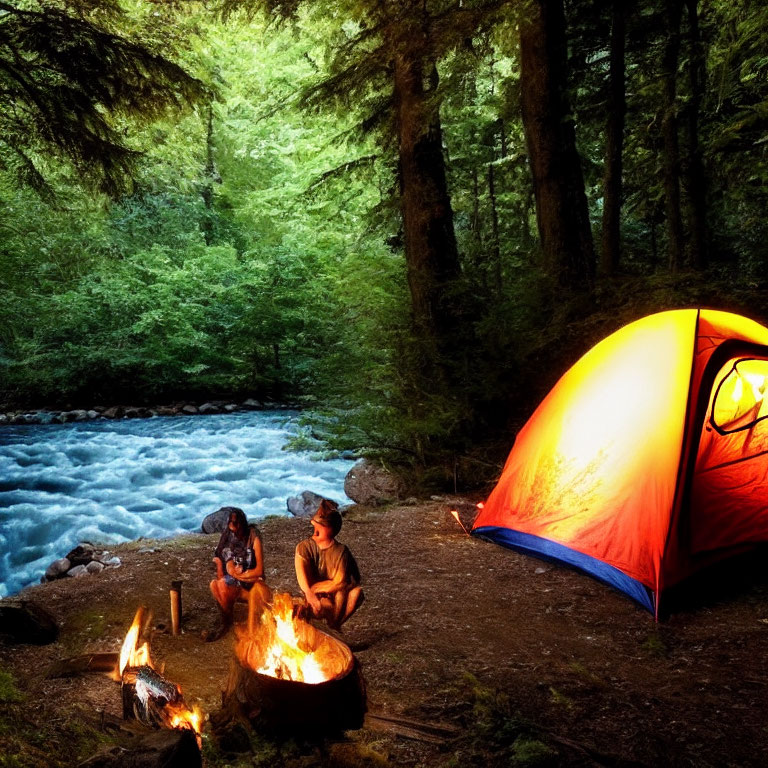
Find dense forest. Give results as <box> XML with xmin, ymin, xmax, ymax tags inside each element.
<box><xmin>1</xmin><ymin>0</ymin><xmax>767</xmax><ymax>484</ymax></box>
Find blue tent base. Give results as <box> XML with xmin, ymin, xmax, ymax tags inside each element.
<box><xmin>473</xmin><ymin>526</ymin><xmax>656</xmax><ymax>613</ymax></box>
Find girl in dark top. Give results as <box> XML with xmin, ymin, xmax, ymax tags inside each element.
<box><xmin>207</xmin><ymin>507</ymin><xmax>270</xmax><ymax>640</ymax></box>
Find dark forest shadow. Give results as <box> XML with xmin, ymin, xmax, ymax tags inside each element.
<box><xmin>660</xmin><ymin>545</ymin><xmax>768</xmax><ymax>619</ymax></box>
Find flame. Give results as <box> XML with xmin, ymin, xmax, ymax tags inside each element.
<box><xmin>256</xmin><ymin>594</ymin><xmax>326</xmax><ymax>683</ymax></box>
<box><xmin>450</xmin><ymin>510</ymin><xmax>470</xmax><ymax>536</ymax></box>
<box><xmin>117</xmin><ymin>606</ymin><xmax>203</xmax><ymax>739</ymax></box>
<box><xmin>166</xmin><ymin>702</ymin><xmax>203</xmax><ymax>736</ymax></box>
<box><xmin>237</xmin><ymin>592</ymin><xmax>348</xmax><ymax>684</ymax></box>
<box><xmin>118</xmin><ymin>607</ymin><xmax>151</xmax><ymax>677</ymax></box>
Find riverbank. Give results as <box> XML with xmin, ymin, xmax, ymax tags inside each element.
<box><xmin>0</xmin><ymin>397</ymin><xmax>298</xmax><ymax>427</ymax></box>
<box><xmin>2</xmin><ymin>498</ymin><xmax>768</xmax><ymax>767</ymax></box>
<box><xmin>0</xmin><ymin>409</ymin><xmax>356</xmax><ymax>599</ymax></box>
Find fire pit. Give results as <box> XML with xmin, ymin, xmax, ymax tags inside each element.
<box><xmin>221</xmin><ymin>593</ymin><xmax>366</xmax><ymax>735</ymax></box>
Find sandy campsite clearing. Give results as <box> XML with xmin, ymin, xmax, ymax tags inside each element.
<box><xmin>2</xmin><ymin>497</ymin><xmax>768</xmax><ymax>767</ymax></box>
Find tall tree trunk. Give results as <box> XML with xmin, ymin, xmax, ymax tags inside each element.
<box><xmin>599</xmin><ymin>0</ymin><xmax>627</xmax><ymax>276</ymax></box>
<box><xmin>471</xmin><ymin>167</ymin><xmax>481</xmax><ymax>239</ymax></box>
<box><xmin>684</xmin><ymin>0</ymin><xmax>707</xmax><ymax>269</ymax></box>
<box><xmin>488</xmin><ymin>131</ymin><xmax>502</xmax><ymax>294</ymax></box>
<box><xmin>519</xmin><ymin>0</ymin><xmax>595</xmax><ymax>290</ymax></box>
<box><xmin>522</xmin><ymin>188</ymin><xmax>535</xmax><ymax>251</ymax></box>
<box><xmin>661</xmin><ymin>0</ymin><xmax>685</xmax><ymax>273</ymax></box>
<box><xmin>201</xmin><ymin>103</ymin><xmax>217</xmax><ymax>246</ymax></box>
<box><xmin>393</xmin><ymin>51</ymin><xmax>461</xmax><ymax>352</ymax></box>
<box><xmin>471</xmin><ymin>167</ymin><xmax>488</xmax><ymax>293</ymax></box>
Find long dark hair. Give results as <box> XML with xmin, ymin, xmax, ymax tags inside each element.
<box><xmin>226</xmin><ymin>506</ymin><xmax>249</xmax><ymax>539</ymax></box>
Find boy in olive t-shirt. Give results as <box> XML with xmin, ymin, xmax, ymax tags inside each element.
<box><xmin>294</xmin><ymin>499</ymin><xmax>363</xmax><ymax>630</ymax></box>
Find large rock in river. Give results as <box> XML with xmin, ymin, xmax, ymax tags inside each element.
<box><xmin>201</xmin><ymin>506</ymin><xmax>243</xmax><ymax>534</ymax></box>
<box><xmin>65</xmin><ymin>544</ymin><xmax>95</xmax><ymax>567</ymax></box>
<box><xmin>286</xmin><ymin>490</ymin><xmax>329</xmax><ymax>518</ymax></box>
<box><xmin>344</xmin><ymin>459</ymin><xmax>405</xmax><ymax>506</ymax></box>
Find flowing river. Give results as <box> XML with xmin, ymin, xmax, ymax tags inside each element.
<box><xmin>0</xmin><ymin>410</ymin><xmax>355</xmax><ymax>598</ymax></box>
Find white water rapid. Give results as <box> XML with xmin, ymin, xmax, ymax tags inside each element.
<box><xmin>0</xmin><ymin>411</ymin><xmax>354</xmax><ymax>597</ymax></box>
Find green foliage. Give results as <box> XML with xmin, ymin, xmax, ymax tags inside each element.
<box><xmin>547</xmin><ymin>686</ymin><xmax>574</xmax><ymax>710</ymax></box>
<box><xmin>0</xmin><ymin>692</ymin><xmax>111</xmax><ymax>768</ymax></box>
<box><xmin>0</xmin><ymin>670</ymin><xmax>22</xmax><ymax>704</ymax></box>
<box><xmin>2</xmin><ymin>0</ymin><xmax>768</xmax><ymax>478</ymax></box>
<box><xmin>511</xmin><ymin>737</ymin><xmax>558</xmax><ymax>766</ymax></box>
<box><xmin>0</xmin><ymin>12</ymin><xmax>397</xmax><ymax>410</ymax></box>
<box><xmin>641</xmin><ymin>628</ymin><xmax>669</xmax><ymax>658</ymax></box>
<box><xmin>450</xmin><ymin>674</ymin><xmax>559</xmax><ymax>767</ymax></box>
<box><xmin>0</xmin><ymin>0</ymin><xmax>204</xmax><ymax>198</ymax></box>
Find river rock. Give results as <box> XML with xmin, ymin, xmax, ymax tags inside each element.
<box><xmin>181</xmin><ymin>404</ymin><xmax>199</xmax><ymax>415</ymax></box>
<box><xmin>67</xmin><ymin>564</ymin><xmax>89</xmax><ymax>578</ymax></box>
<box><xmin>286</xmin><ymin>490</ymin><xmax>328</xmax><ymax>518</ymax></box>
<box><xmin>65</xmin><ymin>545</ymin><xmax>95</xmax><ymax>567</ymax></box>
<box><xmin>224</xmin><ymin>403</ymin><xmax>239</xmax><ymax>412</ymax></box>
<box><xmin>86</xmin><ymin>560</ymin><xmax>105</xmax><ymax>574</ymax></box>
<box><xmin>242</xmin><ymin>398</ymin><xmax>263</xmax><ymax>409</ymax></box>
<box><xmin>104</xmin><ymin>556</ymin><xmax>122</xmax><ymax>568</ymax></box>
<box><xmin>344</xmin><ymin>459</ymin><xmax>405</xmax><ymax>505</ymax></box>
<box><xmin>102</xmin><ymin>406</ymin><xmax>124</xmax><ymax>419</ymax></box>
<box><xmin>201</xmin><ymin>506</ymin><xmax>243</xmax><ymax>534</ymax></box>
<box><xmin>0</xmin><ymin>598</ymin><xmax>59</xmax><ymax>645</ymax></box>
<box><xmin>198</xmin><ymin>402</ymin><xmax>221</xmax><ymax>414</ymax></box>
<box><xmin>155</xmin><ymin>406</ymin><xmax>176</xmax><ymax>416</ymax></box>
<box><xmin>125</xmin><ymin>406</ymin><xmax>151</xmax><ymax>419</ymax></box>
<box><xmin>45</xmin><ymin>558</ymin><xmax>71</xmax><ymax>580</ymax></box>
<box><xmin>86</xmin><ymin>410</ymin><xmax>99</xmax><ymax>420</ymax></box>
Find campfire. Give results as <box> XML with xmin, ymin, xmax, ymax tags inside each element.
<box><xmin>236</xmin><ymin>592</ymin><xmax>352</xmax><ymax>684</ymax></box>
<box><xmin>117</xmin><ymin>607</ymin><xmax>202</xmax><ymax>741</ymax></box>
<box><xmin>220</xmin><ymin>591</ymin><xmax>366</xmax><ymax>735</ymax></box>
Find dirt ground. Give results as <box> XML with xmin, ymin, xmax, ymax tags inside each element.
<box><xmin>3</xmin><ymin>497</ymin><xmax>768</xmax><ymax>767</ymax></box>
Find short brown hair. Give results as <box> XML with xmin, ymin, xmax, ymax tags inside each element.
<box><xmin>311</xmin><ymin>499</ymin><xmax>342</xmax><ymax>536</ymax></box>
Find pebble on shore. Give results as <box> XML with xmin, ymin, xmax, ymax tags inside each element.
<box><xmin>1</xmin><ymin>397</ymin><xmax>299</xmax><ymax>427</ymax></box>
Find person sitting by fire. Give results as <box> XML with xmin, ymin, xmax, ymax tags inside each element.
<box><xmin>206</xmin><ymin>507</ymin><xmax>271</xmax><ymax>641</ymax></box>
<box><xmin>294</xmin><ymin>499</ymin><xmax>363</xmax><ymax>631</ymax></box>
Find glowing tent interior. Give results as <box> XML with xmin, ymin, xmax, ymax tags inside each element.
<box><xmin>472</xmin><ymin>309</ymin><xmax>768</xmax><ymax>616</ymax></box>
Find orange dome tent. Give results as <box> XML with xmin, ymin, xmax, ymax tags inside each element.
<box><xmin>472</xmin><ymin>309</ymin><xmax>768</xmax><ymax>616</ymax></box>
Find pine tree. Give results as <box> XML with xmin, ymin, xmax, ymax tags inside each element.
<box><xmin>0</xmin><ymin>0</ymin><xmax>204</xmax><ymax>198</ymax></box>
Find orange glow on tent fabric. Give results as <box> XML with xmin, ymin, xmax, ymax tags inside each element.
<box><xmin>475</xmin><ymin>310</ymin><xmax>698</xmax><ymax>590</ymax></box>
<box><xmin>474</xmin><ymin>308</ymin><xmax>768</xmax><ymax>614</ymax></box>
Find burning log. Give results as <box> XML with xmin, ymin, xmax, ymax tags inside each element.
<box><xmin>220</xmin><ymin>592</ymin><xmax>366</xmax><ymax>737</ymax></box>
<box><xmin>118</xmin><ymin>607</ymin><xmax>202</xmax><ymax>742</ymax></box>
<box><xmin>122</xmin><ymin>666</ymin><xmax>183</xmax><ymax>725</ymax></box>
